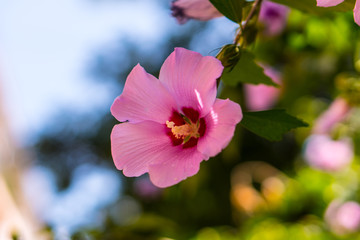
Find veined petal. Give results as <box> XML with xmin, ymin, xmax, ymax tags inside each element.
<box><xmin>316</xmin><ymin>0</ymin><xmax>344</xmax><ymax>7</ymax></box>
<box><xmin>197</xmin><ymin>99</ymin><xmax>242</xmax><ymax>158</ymax></box>
<box><xmin>354</xmin><ymin>0</ymin><xmax>360</xmax><ymax>26</ymax></box>
<box><xmin>148</xmin><ymin>147</ymin><xmax>204</xmax><ymax>188</ymax></box>
<box><xmin>111</xmin><ymin>121</ymin><xmax>206</xmax><ymax>187</ymax></box>
<box><xmin>111</xmin><ymin>64</ymin><xmax>176</xmax><ymax>124</ymax></box>
<box><xmin>159</xmin><ymin>48</ymin><xmax>223</xmax><ymax>117</ymax></box>
<box><xmin>111</xmin><ymin>121</ymin><xmax>173</xmax><ymax>177</ymax></box>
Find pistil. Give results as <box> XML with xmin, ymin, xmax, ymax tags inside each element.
<box><xmin>166</xmin><ymin>117</ymin><xmax>200</xmax><ymax>144</ymax></box>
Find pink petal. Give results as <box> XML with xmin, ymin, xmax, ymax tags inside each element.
<box><xmin>245</xmin><ymin>65</ymin><xmax>282</xmax><ymax>111</ymax></box>
<box><xmin>111</xmin><ymin>64</ymin><xmax>176</xmax><ymax>124</ymax></box>
<box><xmin>245</xmin><ymin>84</ymin><xmax>280</xmax><ymax>111</ymax></box>
<box><xmin>197</xmin><ymin>99</ymin><xmax>242</xmax><ymax>158</ymax></box>
<box><xmin>111</xmin><ymin>121</ymin><xmax>173</xmax><ymax>177</ymax></box>
<box><xmin>148</xmin><ymin>147</ymin><xmax>204</xmax><ymax>188</ymax></box>
<box><xmin>354</xmin><ymin>0</ymin><xmax>360</xmax><ymax>26</ymax></box>
<box><xmin>159</xmin><ymin>48</ymin><xmax>223</xmax><ymax>117</ymax></box>
<box><xmin>316</xmin><ymin>0</ymin><xmax>344</xmax><ymax>7</ymax></box>
<box><xmin>304</xmin><ymin>135</ymin><xmax>353</xmax><ymax>171</ymax></box>
<box><xmin>312</xmin><ymin>98</ymin><xmax>351</xmax><ymax>134</ymax></box>
<box><xmin>326</xmin><ymin>200</ymin><xmax>360</xmax><ymax>235</ymax></box>
<box><xmin>336</xmin><ymin>202</ymin><xmax>360</xmax><ymax>231</ymax></box>
<box><xmin>111</xmin><ymin>121</ymin><xmax>206</xmax><ymax>188</ymax></box>
<box><xmin>259</xmin><ymin>0</ymin><xmax>289</xmax><ymax>36</ymax></box>
<box><xmin>171</xmin><ymin>0</ymin><xmax>223</xmax><ymax>24</ymax></box>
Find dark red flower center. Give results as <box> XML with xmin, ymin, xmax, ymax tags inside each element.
<box><xmin>166</xmin><ymin>107</ymin><xmax>206</xmax><ymax>149</ymax></box>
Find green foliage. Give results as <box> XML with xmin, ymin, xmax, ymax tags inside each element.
<box><xmin>32</xmin><ymin>1</ymin><xmax>360</xmax><ymax>239</ymax></box>
<box><xmin>209</xmin><ymin>0</ymin><xmax>245</xmax><ymax>23</ymax></box>
<box><xmin>270</xmin><ymin>0</ymin><xmax>355</xmax><ymax>14</ymax></box>
<box><xmin>240</xmin><ymin>110</ymin><xmax>309</xmax><ymax>141</ymax></box>
<box><xmin>221</xmin><ymin>51</ymin><xmax>279</xmax><ymax>87</ymax></box>
<box><xmin>216</xmin><ymin>44</ymin><xmax>241</xmax><ymax>68</ymax></box>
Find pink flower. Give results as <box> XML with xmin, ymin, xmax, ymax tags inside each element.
<box><xmin>258</xmin><ymin>1</ymin><xmax>289</xmax><ymax>36</ymax></box>
<box><xmin>171</xmin><ymin>0</ymin><xmax>223</xmax><ymax>24</ymax></box>
<box><xmin>110</xmin><ymin>48</ymin><xmax>242</xmax><ymax>188</ymax></box>
<box><xmin>133</xmin><ymin>177</ymin><xmax>162</xmax><ymax>199</ymax></box>
<box><xmin>325</xmin><ymin>200</ymin><xmax>360</xmax><ymax>235</ymax></box>
<box><xmin>244</xmin><ymin>66</ymin><xmax>282</xmax><ymax>111</ymax></box>
<box><xmin>312</xmin><ymin>97</ymin><xmax>352</xmax><ymax>135</ymax></box>
<box><xmin>304</xmin><ymin>134</ymin><xmax>353</xmax><ymax>171</ymax></box>
<box><xmin>171</xmin><ymin>0</ymin><xmax>289</xmax><ymax>36</ymax></box>
<box><xmin>317</xmin><ymin>0</ymin><xmax>360</xmax><ymax>26</ymax></box>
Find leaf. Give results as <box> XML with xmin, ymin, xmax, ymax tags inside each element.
<box><xmin>221</xmin><ymin>51</ymin><xmax>278</xmax><ymax>87</ymax></box>
<box><xmin>270</xmin><ymin>0</ymin><xmax>355</xmax><ymax>14</ymax></box>
<box><xmin>240</xmin><ymin>110</ymin><xmax>309</xmax><ymax>141</ymax></box>
<box><xmin>209</xmin><ymin>0</ymin><xmax>245</xmax><ymax>23</ymax></box>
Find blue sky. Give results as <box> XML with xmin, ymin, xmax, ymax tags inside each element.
<box><xmin>0</xmin><ymin>0</ymin><xmax>171</xmax><ymax>143</ymax></box>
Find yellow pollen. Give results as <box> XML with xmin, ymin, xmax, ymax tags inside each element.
<box><xmin>166</xmin><ymin>120</ymin><xmax>200</xmax><ymax>140</ymax></box>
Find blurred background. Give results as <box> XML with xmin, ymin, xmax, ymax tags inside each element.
<box><xmin>1</xmin><ymin>0</ymin><xmax>360</xmax><ymax>239</ymax></box>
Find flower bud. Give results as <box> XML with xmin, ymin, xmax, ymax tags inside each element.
<box><xmin>216</xmin><ymin>44</ymin><xmax>241</xmax><ymax>68</ymax></box>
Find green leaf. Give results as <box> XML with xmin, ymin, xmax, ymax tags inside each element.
<box><xmin>270</xmin><ymin>0</ymin><xmax>355</xmax><ymax>14</ymax></box>
<box><xmin>209</xmin><ymin>0</ymin><xmax>245</xmax><ymax>23</ymax></box>
<box><xmin>240</xmin><ymin>110</ymin><xmax>308</xmax><ymax>141</ymax></box>
<box><xmin>221</xmin><ymin>51</ymin><xmax>278</xmax><ymax>87</ymax></box>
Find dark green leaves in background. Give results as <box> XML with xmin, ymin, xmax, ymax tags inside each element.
<box><xmin>241</xmin><ymin>110</ymin><xmax>309</xmax><ymax>141</ymax></box>
<box><xmin>209</xmin><ymin>0</ymin><xmax>245</xmax><ymax>23</ymax></box>
<box><xmin>221</xmin><ymin>51</ymin><xmax>279</xmax><ymax>87</ymax></box>
<box><xmin>270</xmin><ymin>0</ymin><xmax>355</xmax><ymax>14</ymax></box>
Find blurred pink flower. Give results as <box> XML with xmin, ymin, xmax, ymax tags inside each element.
<box><xmin>171</xmin><ymin>0</ymin><xmax>222</xmax><ymax>24</ymax></box>
<box><xmin>304</xmin><ymin>134</ymin><xmax>353</xmax><ymax>171</ymax></box>
<box><xmin>171</xmin><ymin>0</ymin><xmax>288</xmax><ymax>36</ymax></box>
<box><xmin>244</xmin><ymin>66</ymin><xmax>282</xmax><ymax>111</ymax></box>
<box><xmin>259</xmin><ymin>1</ymin><xmax>289</xmax><ymax>36</ymax></box>
<box><xmin>312</xmin><ymin>97</ymin><xmax>352</xmax><ymax>134</ymax></box>
<box><xmin>133</xmin><ymin>177</ymin><xmax>162</xmax><ymax>199</ymax></box>
<box><xmin>111</xmin><ymin>48</ymin><xmax>242</xmax><ymax>188</ymax></box>
<box><xmin>317</xmin><ymin>0</ymin><xmax>360</xmax><ymax>26</ymax></box>
<box><xmin>325</xmin><ymin>200</ymin><xmax>360</xmax><ymax>235</ymax></box>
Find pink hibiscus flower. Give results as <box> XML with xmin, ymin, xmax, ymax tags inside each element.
<box><xmin>312</xmin><ymin>97</ymin><xmax>352</xmax><ymax>134</ymax></box>
<box><xmin>317</xmin><ymin>0</ymin><xmax>360</xmax><ymax>26</ymax></box>
<box><xmin>244</xmin><ymin>65</ymin><xmax>282</xmax><ymax>111</ymax></box>
<box><xmin>325</xmin><ymin>200</ymin><xmax>360</xmax><ymax>235</ymax></box>
<box><xmin>171</xmin><ymin>0</ymin><xmax>223</xmax><ymax>24</ymax></box>
<box><xmin>304</xmin><ymin>134</ymin><xmax>353</xmax><ymax>172</ymax></box>
<box><xmin>110</xmin><ymin>48</ymin><xmax>242</xmax><ymax>188</ymax></box>
<box><xmin>171</xmin><ymin>0</ymin><xmax>288</xmax><ymax>36</ymax></box>
<box><xmin>258</xmin><ymin>0</ymin><xmax>289</xmax><ymax>36</ymax></box>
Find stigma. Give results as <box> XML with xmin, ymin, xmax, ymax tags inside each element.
<box><xmin>166</xmin><ymin>117</ymin><xmax>200</xmax><ymax>143</ymax></box>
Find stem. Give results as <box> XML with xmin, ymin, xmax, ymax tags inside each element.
<box><xmin>234</xmin><ymin>0</ymin><xmax>263</xmax><ymax>45</ymax></box>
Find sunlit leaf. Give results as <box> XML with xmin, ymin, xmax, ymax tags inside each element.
<box><xmin>221</xmin><ymin>51</ymin><xmax>278</xmax><ymax>87</ymax></box>
<box><xmin>209</xmin><ymin>0</ymin><xmax>246</xmax><ymax>23</ymax></box>
<box><xmin>240</xmin><ymin>110</ymin><xmax>309</xmax><ymax>141</ymax></box>
<box><xmin>270</xmin><ymin>0</ymin><xmax>355</xmax><ymax>14</ymax></box>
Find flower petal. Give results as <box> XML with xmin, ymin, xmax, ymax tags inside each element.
<box><xmin>354</xmin><ymin>0</ymin><xmax>360</xmax><ymax>26</ymax></box>
<box><xmin>197</xmin><ymin>99</ymin><xmax>242</xmax><ymax>158</ymax></box>
<box><xmin>171</xmin><ymin>0</ymin><xmax>223</xmax><ymax>24</ymax></box>
<box><xmin>316</xmin><ymin>0</ymin><xmax>344</xmax><ymax>7</ymax></box>
<box><xmin>312</xmin><ymin>98</ymin><xmax>351</xmax><ymax>134</ymax></box>
<box><xmin>111</xmin><ymin>121</ymin><xmax>206</xmax><ymax>187</ymax></box>
<box><xmin>111</xmin><ymin>64</ymin><xmax>176</xmax><ymax>124</ymax></box>
<box><xmin>111</xmin><ymin>121</ymin><xmax>173</xmax><ymax>177</ymax></box>
<box><xmin>159</xmin><ymin>48</ymin><xmax>223</xmax><ymax>117</ymax></box>
<box><xmin>148</xmin><ymin>147</ymin><xmax>204</xmax><ymax>188</ymax></box>
<box><xmin>259</xmin><ymin>0</ymin><xmax>289</xmax><ymax>37</ymax></box>
<box><xmin>304</xmin><ymin>135</ymin><xmax>353</xmax><ymax>171</ymax></box>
